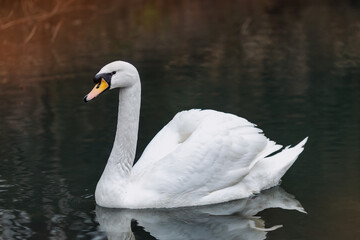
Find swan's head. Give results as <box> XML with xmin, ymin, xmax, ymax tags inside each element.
<box><xmin>84</xmin><ymin>61</ymin><xmax>140</xmax><ymax>102</ymax></box>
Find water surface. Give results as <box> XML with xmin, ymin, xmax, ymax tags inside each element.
<box><xmin>0</xmin><ymin>0</ymin><xmax>359</xmax><ymax>239</ymax></box>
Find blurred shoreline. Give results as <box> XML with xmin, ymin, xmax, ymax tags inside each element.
<box><xmin>0</xmin><ymin>0</ymin><xmax>359</xmax><ymax>85</ymax></box>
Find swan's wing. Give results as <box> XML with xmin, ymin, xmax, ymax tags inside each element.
<box><xmin>130</xmin><ymin>110</ymin><xmax>281</xmax><ymax>207</ymax></box>
<box><xmin>132</xmin><ymin>109</ymin><xmax>214</xmax><ymax>176</ymax></box>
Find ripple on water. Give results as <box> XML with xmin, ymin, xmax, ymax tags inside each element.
<box><xmin>0</xmin><ymin>209</ymin><xmax>34</xmax><ymax>239</ymax></box>
<box><xmin>0</xmin><ymin>178</ymin><xmax>13</xmax><ymax>193</ymax></box>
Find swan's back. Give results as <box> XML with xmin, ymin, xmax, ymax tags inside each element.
<box><xmin>132</xmin><ymin>109</ymin><xmax>255</xmax><ymax>174</ymax></box>
<box><xmin>125</xmin><ymin>109</ymin><xmax>306</xmax><ymax>208</ymax></box>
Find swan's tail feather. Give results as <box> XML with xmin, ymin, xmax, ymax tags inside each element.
<box><xmin>264</xmin><ymin>136</ymin><xmax>307</xmax><ymax>179</ymax></box>
<box><xmin>243</xmin><ymin>137</ymin><xmax>308</xmax><ymax>193</ymax></box>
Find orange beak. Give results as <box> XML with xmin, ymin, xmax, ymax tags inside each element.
<box><xmin>84</xmin><ymin>78</ymin><xmax>110</xmax><ymax>102</ymax></box>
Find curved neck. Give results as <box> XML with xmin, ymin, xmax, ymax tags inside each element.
<box><xmin>95</xmin><ymin>81</ymin><xmax>141</xmax><ymax>207</ymax></box>
<box><xmin>109</xmin><ymin>81</ymin><xmax>141</xmax><ymax>172</ymax></box>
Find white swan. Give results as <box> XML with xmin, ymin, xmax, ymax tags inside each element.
<box><xmin>84</xmin><ymin>61</ymin><xmax>308</xmax><ymax>209</ymax></box>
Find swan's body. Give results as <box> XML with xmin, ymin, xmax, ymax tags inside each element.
<box><xmin>84</xmin><ymin>61</ymin><xmax>307</xmax><ymax>209</ymax></box>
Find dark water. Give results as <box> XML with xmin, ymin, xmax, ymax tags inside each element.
<box><xmin>0</xmin><ymin>0</ymin><xmax>359</xmax><ymax>239</ymax></box>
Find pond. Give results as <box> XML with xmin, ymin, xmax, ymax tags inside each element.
<box><xmin>0</xmin><ymin>0</ymin><xmax>359</xmax><ymax>239</ymax></box>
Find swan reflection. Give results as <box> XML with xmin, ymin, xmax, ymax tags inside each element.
<box><xmin>96</xmin><ymin>187</ymin><xmax>305</xmax><ymax>240</ymax></box>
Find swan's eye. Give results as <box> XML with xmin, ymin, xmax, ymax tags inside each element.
<box><xmin>112</xmin><ymin>71</ymin><xmax>116</xmax><ymax>75</ymax></box>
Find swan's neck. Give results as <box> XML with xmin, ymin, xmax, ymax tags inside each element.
<box><xmin>95</xmin><ymin>82</ymin><xmax>141</xmax><ymax>207</ymax></box>
<box><xmin>110</xmin><ymin>82</ymin><xmax>141</xmax><ymax>170</ymax></box>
